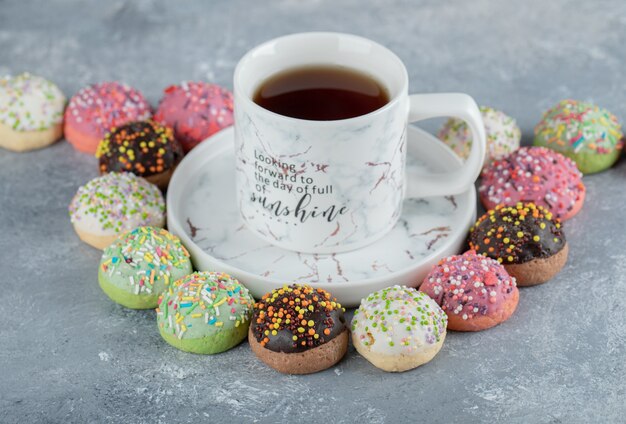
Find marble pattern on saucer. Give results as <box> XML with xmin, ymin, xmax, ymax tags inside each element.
<box><xmin>167</xmin><ymin>126</ymin><xmax>476</xmax><ymax>306</ymax></box>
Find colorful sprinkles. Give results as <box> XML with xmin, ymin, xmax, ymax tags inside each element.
<box><xmin>479</xmin><ymin>146</ymin><xmax>585</xmax><ymax>219</ymax></box>
<box><xmin>154</xmin><ymin>81</ymin><xmax>234</xmax><ymax>152</ymax></box>
<box><xmin>100</xmin><ymin>226</ymin><xmax>191</xmax><ymax>296</ymax></box>
<box><xmin>68</xmin><ymin>172</ymin><xmax>165</xmax><ymax>235</ymax></box>
<box><xmin>469</xmin><ymin>203</ymin><xmax>566</xmax><ymax>264</ymax></box>
<box><xmin>96</xmin><ymin>120</ymin><xmax>184</xmax><ymax>177</ymax></box>
<box><xmin>420</xmin><ymin>251</ymin><xmax>518</xmax><ymax>320</ymax></box>
<box><xmin>250</xmin><ymin>284</ymin><xmax>347</xmax><ymax>353</ymax></box>
<box><xmin>0</xmin><ymin>73</ymin><xmax>66</xmax><ymax>131</ymax></box>
<box><xmin>534</xmin><ymin>99</ymin><xmax>623</xmax><ymax>155</ymax></box>
<box><xmin>156</xmin><ymin>272</ymin><xmax>254</xmax><ymax>340</ymax></box>
<box><xmin>438</xmin><ymin>106</ymin><xmax>521</xmax><ymax>167</ymax></box>
<box><xmin>351</xmin><ymin>285</ymin><xmax>447</xmax><ymax>353</ymax></box>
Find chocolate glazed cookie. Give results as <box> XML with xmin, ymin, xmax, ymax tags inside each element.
<box><xmin>469</xmin><ymin>202</ymin><xmax>568</xmax><ymax>286</ymax></box>
<box><xmin>249</xmin><ymin>284</ymin><xmax>348</xmax><ymax>374</ymax></box>
<box><xmin>96</xmin><ymin>120</ymin><xmax>184</xmax><ymax>191</ymax></box>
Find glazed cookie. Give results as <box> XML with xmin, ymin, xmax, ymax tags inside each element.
<box><xmin>68</xmin><ymin>172</ymin><xmax>165</xmax><ymax>249</ymax></box>
<box><xmin>351</xmin><ymin>286</ymin><xmax>447</xmax><ymax>372</ymax></box>
<box><xmin>0</xmin><ymin>73</ymin><xmax>66</xmax><ymax>152</ymax></box>
<box><xmin>154</xmin><ymin>81</ymin><xmax>234</xmax><ymax>152</ymax></box>
<box><xmin>64</xmin><ymin>82</ymin><xmax>152</xmax><ymax>154</ymax></box>
<box><xmin>99</xmin><ymin>227</ymin><xmax>192</xmax><ymax>309</ymax></box>
<box><xmin>249</xmin><ymin>284</ymin><xmax>348</xmax><ymax>375</ymax></box>
<box><xmin>534</xmin><ymin>99</ymin><xmax>623</xmax><ymax>174</ymax></box>
<box><xmin>479</xmin><ymin>146</ymin><xmax>585</xmax><ymax>221</ymax></box>
<box><xmin>420</xmin><ymin>251</ymin><xmax>519</xmax><ymax>332</ymax></box>
<box><xmin>96</xmin><ymin>120</ymin><xmax>184</xmax><ymax>190</ymax></box>
<box><xmin>438</xmin><ymin>106</ymin><xmax>521</xmax><ymax>169</ymax></box>
<box><xmin>156</xmin><ymin>272</ymin><xmax>254</xmax><ymax>354</ymax></box>
<box><xmin>469</xmin><ymin>203</ymin><xmax>568</xmax><ymax>286</ymax></box>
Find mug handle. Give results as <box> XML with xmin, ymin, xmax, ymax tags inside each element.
<box><xmin>406</xmin><ymin>93</ymin><xmax>486</xmax><ymax>197</ymax></box>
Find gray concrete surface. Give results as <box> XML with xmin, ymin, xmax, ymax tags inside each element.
<box><xmin>1</xmin><ymin>0</ymin><xmax>625</xmax><ymax>422</ymax></box>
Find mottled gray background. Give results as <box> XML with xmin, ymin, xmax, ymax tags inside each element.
<box><xmin>1</xmin><ymin>0</ymin><xmax>625</xmax><ymax>423</ymax></box>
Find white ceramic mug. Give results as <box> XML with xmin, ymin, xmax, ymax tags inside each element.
<box><xmin>233</xmin><ymin>32</ymin><xmax>485</xmax><ymax>254</ymax></box>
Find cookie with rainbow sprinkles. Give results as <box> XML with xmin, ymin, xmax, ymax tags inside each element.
<box><xmin>156</xmin><ymin>272</ymin><xmax>254</xmax><ymax>354</ymax></box>
<box><xmin>534</xmin><ymin>99</ymin><xmax>623</xmax><ymax>174</ymax></box>
<box><xmin>99</xmin><ymin>227</ymin><xmax>193</xmax><ymax>309</ymax></box>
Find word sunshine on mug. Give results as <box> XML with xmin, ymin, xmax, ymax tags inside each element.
<box><xmin>250</xmin><ymin>191</ymin><xmax>348</xmax><ymax>224</ymax></box>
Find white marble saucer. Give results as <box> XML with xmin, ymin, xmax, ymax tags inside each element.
<box><xmin>167</xmin><ymin>126</ymin><xmax>476</xmax><ymax>307</ymax></box>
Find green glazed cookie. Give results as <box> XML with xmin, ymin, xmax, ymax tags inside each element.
<box><xmin>534</xmin><ymin>99</ymin><xmax>623</xmax><ymax>174</ymax></box>
<box><xmin>98</xmin><ymin>226</ymin><xmax>192</xmax><ymax>309</ymax></box>
<box><xmin>156</xmin><ymin>272</ymin><xmax>254</xmax><ymax>354</ymax></box>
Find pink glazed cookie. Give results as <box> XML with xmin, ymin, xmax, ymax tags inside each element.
<box><xmin>420</xmin><ymin>250</ymin><xmax>519</xmax><ymax>332</ymax></box>
<box><xmin>154</xmin><ymin>81</ymin><xmax>234</xmax><ymax>153</ymax></box>
<box><xmin>64</xmin><ymin>82</ymin><xmax>152</xmax><ymax>154</ymax></box>
<box><xmin>479</xmin><ymin>146</ymin><xmax>585</xmax><ymax>221</ymax></box>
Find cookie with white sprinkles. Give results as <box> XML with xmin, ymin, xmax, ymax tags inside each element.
<box><xmin>156</xmin><ymin>272</ymin><xmax>254</xmax><ymax>354</ymax></box>
<box><xmin>0</xmin><ymin>73</ymin><xmax>66</xmax><ymax>152</ymax></box>
<box><xmin>69</xmin><ymin>172</ymin><xmax>165</xmax><ymax>249</ymax></box>
<box><xmin>351</xmin><ymin>285</ymin><xmax>447</xmax><ymax>372</ymax></box>
<box><xmin>438</xmin><ymin>106</ymin><xmax>521</xmax><ymax>169</ymax></box>
<box><xmin>99</xmin><ymin>227</ymin><xmax>193</xmax><ymax>309</ymax></box>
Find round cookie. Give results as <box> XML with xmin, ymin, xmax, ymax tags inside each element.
<box><xmin>68</xmin><ymin>172</ymin><xmax>165</xmax><ymax>249</ymax></box>
<box><xmin>0</xmin><ymin>73</ymin><xmax>66</xmax><ymax>152</ymax></box>
<box><xmin>534</xmin><ymin>99</ymin><xmax>623</xmax><ymax>174</ymax></box>
<box><xmin>96</xmin><ymin>120</ymin><xmax>184</xmax><ymax>190</ymax></box>
<box><xmin>98</xmin><ymin>227</ymin><xmax>192</xmax><ymax>309</ymax></box>
<box><xmin>351</xmin><ymin>285</ymin><xmax>447</xmax><ymax>373</ymax></box>
<box><xmin>469</xmin><ymin>203</ymin><xmax>568</xmax><ymax>286</ymax></box>
<box><xmin>420</xmin><ymin>251</ymin><xmax>519</xmax><ymax>332</ymax></box>
<box><xmin>156</xmin><ymin>272</ymin><xmax>254</xmax><ymax>354</ymax></box>
<box><xmin>438</xmin><ymin>106</ymin><xmax>521</xmax><ymax>169</ymax></box>
<box><xmin>64</xmin><ymin>82</ymin><xmax>152</xmax><ymax>154</ymax></box>
<box><xmin>479</xmin><ymin>146</ymin><xmax>585</xmax><ymax>221</ymax></box>
<box><xmin>248</xmin><ymin>284</ymin><xmax>348</xmax><ymax>375</ymax></box>
<box><xmin>154</xmin><ymin>81</ymin><xmax>234</xmax><ymax>153</ymax></box>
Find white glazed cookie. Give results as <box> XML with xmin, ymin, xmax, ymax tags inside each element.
<box><xmin>351</xmin><ymin>285</ymin><xmax>447</xmax><ymax>372</ymax></box>
<box><xmin>0</xmin><ymin>73</ymin><xmax>66</xmax><ymax>152</ymax></box>
<box><xmin>438</xmin><ymin>106</ymin><xmax>521</xmax><ymax>169</ymax></box>
<box><xmin>68</xmin><ymin>172</ymin><xmax>165</xmax><ymax>249</ymax></box>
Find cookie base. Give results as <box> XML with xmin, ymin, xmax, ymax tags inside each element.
<box><xmin>248</xmin><ymin>327</ymin><xmax>348</xmax><ymax>374</ymax></box>
<box><xmin>352</xmin><ymin>332</ymin><xmax>445</xmax><ymax>372</ymax></box>
<box><xmin>98</xmin><ymin>268</ymin><xmax>158</xmax><ymax>309</ymax></box>
<box><xmin>0</xmin><ymin>122</ymin><xmax>63</xmax><ymax>152</ymax></box>
<box><xmin>159</xmin><ymin>322</ymin><xmax>249</xmax><ymax>354</ymax></box>
<box><xmin>73</xmin><ymin>224</ymin><xmax>120</xmax><ymax>250</ymax></box>
<box><xmin>447</xmin><ymin>287</ymin><xmax>519</xmax><ymax>332</ymax></box>
<box><xmin>145</xmin><ymin>166</ymin><xmax>177</xmax><ymax>192</ymax></box>
<box><xmin>65</xmin><ymin>122</ymin><xmax>102</xmax><ymax>154</ymax></box>
<box><xmin>505</xmin><ymin>242</ymin><xmax>569</xmax><ymax>287</ymax></box>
